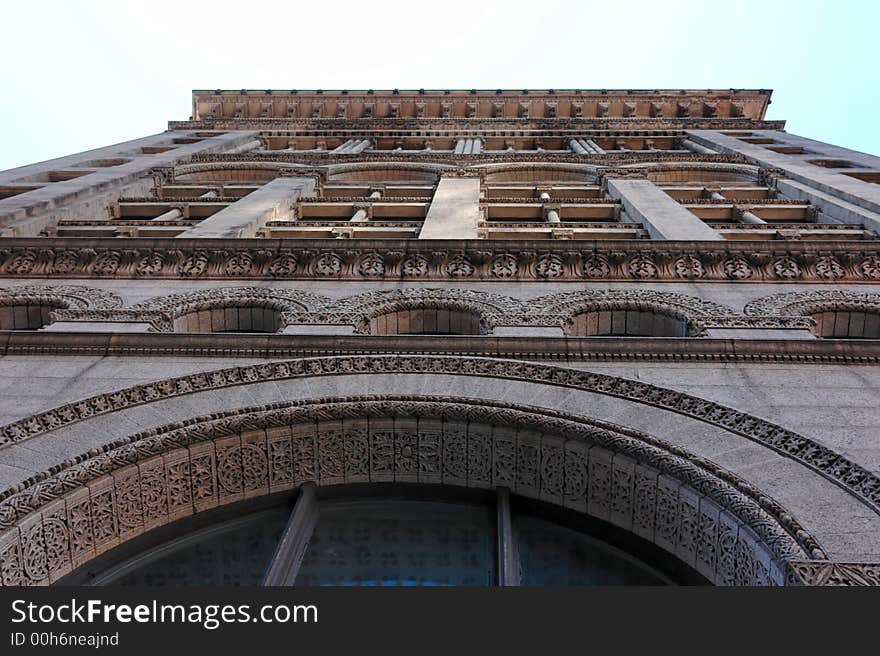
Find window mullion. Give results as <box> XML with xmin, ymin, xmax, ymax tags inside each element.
<box><xmin>496</xmin><ymin>486</ymin><xmax>520</xmax><ymax>586</ymax></box>
<box><xmin>261</xmin><ymin>482</ymin><xmax>319</xmax><ymax>586</ymax></box>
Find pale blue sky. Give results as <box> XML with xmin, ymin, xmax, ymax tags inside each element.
<box><xmin>2</xmin><ymin>0</ymin><xmax>878</xmax><ymax>170</ymax></box>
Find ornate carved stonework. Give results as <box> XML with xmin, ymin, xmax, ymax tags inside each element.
<box><xmin>0</xmin><ymin>395</ymin><xmax>821</xmax><ymax>586</ymax></box>
<box><xmin>0</xmin><ymin>355</ymin><xmax>875</xmax><ymax>520</ymax></box>
<box><xmin>0</xmin><ymin>285</ymin><xmax>122</xmax><ymax>310</ymax></box>
<box><xmin>2</xmin><ymin>240</ymin><xmax>878</xmax><ymax>282</ymax></box>
<box><xmin>786</xmin><ymin>561</ymin><xmax>880</xmax><ymax>586</ymax></box>
<box><xmin>745</xmin><ymin>290</ymin><xmax>880</xmax><ymax>317</ymax></box>
<box><xmin>3</xmin><ymin>87</ymin><xmax>880</xmax><ymax>585</ymax></box>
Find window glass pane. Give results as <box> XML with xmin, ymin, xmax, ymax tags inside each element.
<box><xmin>103</xmin><ymin>507</ymin><xmax>289</xmax><ymax>586</ymax></box>
<box><xmin>295</xmin><ymin>500</ymin><xmax>495</xmax><ymax>586</ymax></box>
<box><xmin>516</xmin><ymin>514</ymin><xmax>668</xmax><ymax>586</ymax></box>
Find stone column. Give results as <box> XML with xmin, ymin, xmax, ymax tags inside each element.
<box><xmin>332</xmin><ymin>139</ymin><xmax>356</xmax><ymax>153</ymax></box>
<box><xmin>182</xmin><ymin>176</ymin><xmax>315</xmax><ymax>238</ymax></box>
<box><xmin>152</xmin><ymin>208</ymin><xmax>182</xmax><ymax>222</ymax></box>
<box><xmin>471</xmin><ymin>138</ymin><xmax>482</xmax><ymax>154</ymax></box>
<box><xmin>454</xmin><ymin>139</ymin><xmax>466</xmax><ymax>154</ymax></box>
<box><xmin>419</xmin><ymin>176</ymin><xmax>481</xmax><ymax>239</ymax></box>
<box><xmin>350</xmin><ymin>204</ymin><xmax>370</xmax><ymax>222</ymax></box>
<box><xmin>585</xmin><ymin>139</ymin><xmax>605</xmax><ymax>154</ymax></box>
<box><xmin>738</xmin><ymin>207</ymin><xmax>767</xmax><ymax>224</ymax></box>
<box><xmin>569</xmin><ymin>139</ymin><xmax>588</xmax><ymax>154</ymax></box>
<box><xmin>606</xmin><ymin>177</ymin><xmax>723</xmax><ymax>240</ymax></box>
<box><xmin>349</xmin><ymin>139</ymin><xmax>372</xmax><ymax>154</ymax></box>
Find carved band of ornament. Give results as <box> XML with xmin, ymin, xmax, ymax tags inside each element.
<box><xmin>131</xmin><ymin>286</ymin><xmax>325</xmax><ymax>313</ymax></box>
<box><xmin>2</xmin><ymin>243</ymin><xmax>879</xmax><ymax>282</ymax></box>
<box><xmin>6</xmin><ymin>287</ymin><xmax>855</xmax><ymax>334</ymax></box>
<box><xmin>598</xmin><ymin>168</ymin><xmax>647</xmax><ymax>181</ymax></box>
<box><xmin>745</xmin><ymin>290</ymin><xmax>880</xmax><ymax>317</ymax></box>
<box><xmin>300</xmin><ymin>196</ymin><xmax>432</xmax><ymax>204</ymax></box>
<box><xmin>170</xmin><ymin>119</ymin><xmax>788</xmax><ymax>131</ymax></box>
<box><xmin>786</xmin><ymin>561</ymin><xmax>880</xmax><ymax>586</ymax></box>
<box><xmin>698</xmin><ymin>316</ymin><xmax>816</xmax><ymax>330</ymax></box>
<box><xmin>116</xmin><ymin>197</ymin><xmax>242</xmax><ymax>204</ymax></box>
<box><xmin>0</xmin><ymin>355</ymin><xmax>876</xmax><ymax>521</ymax></box>
<box><xmin>48</xmin><ymin>309</ymin><xmax>172</xmax><ymax>332</ymax></box>
<box><xmin>57</xmin><ymin>220</ymin><xmax>197</xmax><ymax>227</ymax></box>
<box><xmin>188</xmin><ymin>152</ymin><xmax>752</xmax><ymax>167</ymax></box>
<box><xmin>685</xmin><ymin>199</ymin><xmax>808</xmax><ymax>206</ymax></box>
<box><xmin>531</xmin><ymin>289</ymin><xmax>735</xmax><ymax>316</ymax></box>
<box><xmin>0</xmin><ymin>396</ymin><xmax>824</xmax><ymax>587</ymax></box>
<box><xmin>480</xmin><ymin>198</ymin><xmax>615</xmax><ymax>205</ymax></box>
<box><xmin>758</xmin><ymin>168</ymin><xmax>787</xmax><ymax>185</ymax></box>
<box><xmin>0</xmin><ymin>286</ymin><xmax>122</xmax><ymax>310</ymax></box>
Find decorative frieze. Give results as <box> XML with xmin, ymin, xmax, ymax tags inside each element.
<box><xmin>0</xmin><ymin>396</ymin><xmax>820</xmax><ymax>586</ymax></box>
<box><xmin>2</xmin><ymin>239</ymin><xmax>879</xmax><ymax>282</ymax></box>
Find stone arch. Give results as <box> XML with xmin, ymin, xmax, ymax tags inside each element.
<box><xmin>172</xmin><ymin>162</ymin><xmax>322</xmax><ymax>184</ymax></box>
<box><xmin>531</xmin><ymin>289</ymin><xmax>737</xmax><ymax>336</ymax></box>
<box><xmin>478</xmin><ymin>162</ymin><xmax>599</xmax><ymax>184</ymax></box>
<box><xmin>132</xmin><ymin>287</ymin><xmax>330</xmax><ymax>333</ymax></box>
<box><xmin>745</xmin><ymin>290</ymin><xmax>880</xmax><ymax>339</ymax></box>
<box><xmin>284</xmin><ymin>288</ymin><xmax>522</xmax><ymax>334</ymax></box>
<box><xmin>620</xmin><ymin>162</ymin><xmax>761</xmax><ymax>185</ymax></box>
<box><xmin>326</xmin><ymin>162</ymin><xmax>449</xmax><ymax>184</ymax></box>
<box><xmin>0</xmin><ymin>285</ymin><xmax>123</xmax><ymax>330</ymax></box>
<box><xmin>0</xmin><ymin>394</ymin><xmax>826</xmax><ymax>586</ymax></box>
<box><xmin>0</xmin><ymin>354</ymin><xmax>876</xmax><ymax>562</ymax></box>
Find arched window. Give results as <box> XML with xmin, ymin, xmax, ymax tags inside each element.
<box><xmin>567</xmin><ymin>307</ymin><xmax>689</xmax><ymax>337</ymax></box>
<box><xmin>62</xmin><ymin>491</ymin><xmax>675</xmax><ymax>587</ymax></box>
<box><xmin>369</xmin><ymin>306</ymin><xmax>484</xmax><ymax>335</ymax></box>
<box><xmin>810</xmin><ymin>309</ymin><xmax>880</xmax><ymax>339</ymax></box>
<box><xmin>173</xmin><ymin>304</ymin><xmax>284</xmax><ymax>333</ymax></box>
<box><xmin>0</xmin><ymin>299</ymin><xmax>67</xmax><ymax>330</ymax></box>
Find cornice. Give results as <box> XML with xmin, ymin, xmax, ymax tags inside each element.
<box><xmin>187</xmin><ymin>151</ymin><xmax>753</xmax><ymax>166</ymax></box>
<box><xmin>0</xmin><ymin>332</ymin><xmax>878</xmax><ymax>363</ymax></box>
<box><xmin>169</xmin><ymin>118</ymin><xmax>787</xmax><ymax>131</ymax></box>
<box><xmin>1</xmin><ymin>238</ymin><xmax>879</xmax><ymax>282</ymax></box>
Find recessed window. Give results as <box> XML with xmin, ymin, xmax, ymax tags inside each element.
<box><xmin>811</xmin><ymin>310</ymin><xmax>880</xmax><ymax>339</ymax></box>
<box><xmin>296</xmin><ymin>500</ymin><xmax>495</xmax><ymax>586</ymax></box>
<box><xmin>0</xmin><ymin>302</ymin><xmax>66</xmax><ymax>330</ymax></box>
<box><xmin>142</xmin><ymin>146</ymin><xmax>175</xmax><ymax>154</ymax></box>
<box><xmin>86</xmin><ymin>507</ymin><xmax>290</xmax><ymax>586</ymax></box>
<box><xmin>13</xmin><ymin>170</ymin><xmax>92</xmax><ymax>183</ymax></box>
<box><xmin>74</xmin><ymin>158</ymin><xmax>132</xmax><ymax>168</ymax></box>
<box><xmin>766</xmin><ymin>145</ymin><xmax>804</xmax><ymax>154</ymax></box>
<box><xmin>63</xmin><ymin>494</ymin><xmax>672</xmax><ymax>587</ymax></box>
<box><xmin>173</xmin><ymin>305</ymin><xmax>283</xmax><ymax>333</ymax></box>
<box><xmin>369</xmin><ymin>307</ymin><xmax>484</xmax><ymax>335</ymax></box>
<box><xmin>808</xmin><ymin>159</ymin><xmax>858</xmax><ymax>169</ymax></box>
<box><xmin>568</xmin><ymin>308</ymin><xmax>689</xmax><ymax>337</ymax></box>
<box><xmin>842</xmin><ymin>171</ymin><xmax>880</xmax><ymax>185</ymax></box>
<box><xmin>0</xmin><ymin>185</ymin><xmax>44</xmax><ymax>199</ymax></box>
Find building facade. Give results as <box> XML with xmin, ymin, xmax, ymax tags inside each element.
<box><xmin>0</xmin><ymin>89</ymin><xmax>878</xmax><ymax>586</ymax></box>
